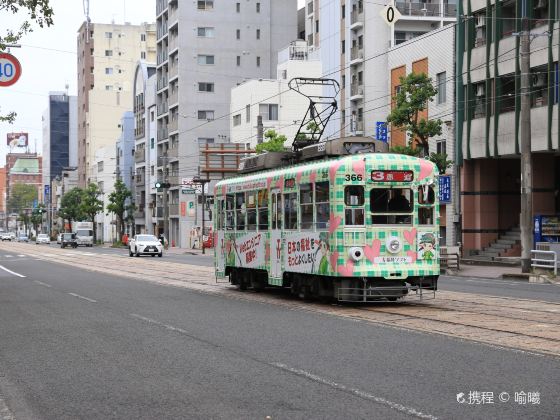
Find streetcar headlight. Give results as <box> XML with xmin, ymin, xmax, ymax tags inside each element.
<box><xmin>386</xmin><ymin>237</ymin><xmax>402</xmax><ymax>254</ymax></box>
<box><xmin>348</xmin><ymin>247</ymin><xmax>364</xmax><ymax>262</ymax></box>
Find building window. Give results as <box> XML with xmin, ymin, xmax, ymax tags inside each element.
<box><xmin>341</xmin><ymin>40</ymin><xmax>345</xmax><ymax>54</ymax></box>
<box><xmin>198</xmin><ymin>82</ymin><xmax>215</xmax><ymax>92</ymax></box>
<box><xmin>236</xmin><ymin>56</ymin><xmax>241</xmax><ymax>66</ymax></box>
<box><xmin>105</xmin><ymin>32</ymin><xmax>112</xmax><ymax>38</ymax></box>
<box><xmin>256</xmin><ymin>2</ymin><xmax>260</xmax><ymax>12</ymax></box>
<box><xmin>316</xmin><ymin>20</ymin><xmax>319</xmax><ymax>33</ymax></box>
<box><xmin>256</xmin><ymin>29</ymin><xmax>260</xmax><ymax>40</ymax></box>
<box><xmin>198</xmin><ymin>0</ymin><xmax>214</xmax><ymax>10</ymax></box>
<box><xmin>105</xmin><ymin>50</ymin><xmax>113</xmax><ymax>56</ymax></box>
<box><xmin>198</xmin><ymin>137</ymin><xmax>215</xmax><ymax>144</ymax></box>
<box><xmin>197</xmin><ymin>54</ymin><xmax>215</xmax><ymax>65</ymax></box>
<box><xmin>150</xmin><ymin>111</ymin><xmax>155</xmax><ymax>122</ymax></box>
<box><xmin>236</xmin><ymin>2</ymin><xmax>240</xmax><ymax>12</ymax></box>
<box><xmin>141</xmin><ymin>52</ymin><xmax>146</xmax><ymax>59</ymax></box>
<box><xmin>499</xmin><ymin>74</ymin><xmax>516</xmax><ymax>113</ymax></box>
<box><xmin>105</xmin><ymin>67</ymin><xmax>113</xmax><ymax>75</ymax></box>
<box><xmin>150</xmin><ymin>138</ymin><xmax>155</xmax><ymax>149</ymax></box>
<box><xmin>236</xmin><ymin>29</ymin><xmax>240</xmax><ymax>39</ymax></box>
<box><xmin>98</xmin><ymin>161</ymin><xmax>104</xmax><ymax>172</ymax></box>
<box><xmin>436</xmin><ymin>140</ymin><xmax>446</xmax><ymax>155</ymax></box>
<box><xmin>259</xmin><ymin>103</ymin><xmax>278</xmax><ymax>121</ymax></box>
<box><xmin>233</xmin><ymin>114</ymin><xmax>242</xmax><ymax>126</ymax></box>
<box><xmin>342</xmin><ymin>4</ymin><xmax>345</xmax><ymax>18</ymax></box>
<box><xmin>198</xmin><ymin>27</ymin><xmax>215</xmax><ymax>37</ymax></box>
<box><xmin>472</xmin><ymin>82</ymin><xmax>486</xmax><ymax>118</ymax></box>
<box><xmin>246</xmin><ymin>105</ymin><xmax>250</xmax><ymax>123</ymax></box>
<box><xmin>308</xmin><ymin>2</ymin><xmax>313</xmax><ymax>14</ymax></box>
<box><xmin>256</xmin><ymin>56</ymin><xmax>261</xmax><ymax>67</ymax></box>
<box><xmin>436</xmin><ymin>72</ymin><xmax>447</xmax><ymax>104</ymax></box>
<box><xmin>105</xmin><ymin>85</ymin><xmax>113</xmax><ymax>91</ymax></box>
<box><xmin>531</xmin><ymin>65</ymin><xmax>548</xmax><ymax>108</ymax></box>
<box><xmin>198</xmin><ymin>110</ymin><xmax>215</xmax><ymax>120</ymax></box>
<box><xmin>554</xmin><ymin>62</ymin><xmax>559</xmax><ymax>105</ymax></box>
<box><xmin>474</xmin><ymin>11</ymin><xmax>486</xmax><ymax>47</ymax></box>
<box><xmin>141</xmin><ymin>33</ymin><xmax>146</xmax><ymax>41</ymax></box>
<box><xmin>501</xmin><ymin>1</ymin><xmax>516</xmax><ymax>37</ymax></box>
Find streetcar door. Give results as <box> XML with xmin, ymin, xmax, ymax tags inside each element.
<box><xmin>270</xmin><ymin>189</ymin><xmax>283</xmax><ymax>280</ymax></box>
<box><xmin>216</xmin><ymin>198</ymin><xmax>226</xmax><ymax>276</ymax></box>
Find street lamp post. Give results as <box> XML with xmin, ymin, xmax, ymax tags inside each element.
<box><xmin>192</xmin><ymin>176</ymin><xmax>210</xmax><ymax>254</ymax></box>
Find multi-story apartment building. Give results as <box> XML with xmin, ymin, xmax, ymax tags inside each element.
<box><xmin>42</xmin><ymin>92</ymin><xmax>78</xmax><ymax>211</ymax></box>
<box><xmin>133</xmin><ymin>61</ymin><xmax>157</xmax><ymax>235</ymax></box>
<box><xmin>388</xmin><ymin>28</ymin><xmax>457</xmax><ymax>246</ymax></box>
<box><xmin>456</xmin><ymin>0</ymin><xmax>560</xmax><ymax>256</ymax></box>
<box><xmin>115</xmin><ymin>112</ymin><xmax>136</xmax><ymax>235</ymax></box>
<box><xmin>77</xmin><ymin>21</ymin><xmax>156</xmax><ymax>187</ymax></box>
<box><xmin>155</xmin><ymin>0</ymin><xmax>297</xmax><ymax>247</ymax></box>
<box><xmin>230</xmin><ymin>41</ymin><xmax>322</xmax><ymax>148</ymax></box>
<box><xmin>305</xmin><ymin>0</ymin><xmax>456</xmax><ymax>139</ymax></box>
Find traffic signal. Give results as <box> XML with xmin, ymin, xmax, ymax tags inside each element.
<box><xmin>155</xmin><ymin>182</ymin><xmax>171</xmax><ymax>189</ymax></box>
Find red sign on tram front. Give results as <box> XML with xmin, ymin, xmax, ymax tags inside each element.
<box><xmin>370</xmin><ymin>170</ymin><xmax>414</xmax><ymax>182</ymax></box>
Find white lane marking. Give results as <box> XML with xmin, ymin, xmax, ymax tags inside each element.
<box><xmin>17</xmin><ymin>255</ymin><xmax>25</xmax><ymax>257</ymax></box>
<box><xmin>33</xmin><ymin>280</ymin><xmax>52</xmax><ymax>288</ymax></box>
<box><xmin>0</xmin><ymin>264</ymin><xmax>25</xmax><ymax>278</ymax></box>
<box><xmin>130</xmin><ymin>313</ymin><xmax>437</xmax><ymax>419</ymax></box>
<box><xmin>68</xmin><ymin>292</ymin><xmax>97</xmax><ymax>303</ymax></box>
<box><xmin>4</xmin><ymin>255</ymin><xmax>13</xmax><ymax>258</ymax></box>
<box><xmin>272</xmin><ymin>363</ymin><xmax>438</xmax><ymax>420</ymax></box>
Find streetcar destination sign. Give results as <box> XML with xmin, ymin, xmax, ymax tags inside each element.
<box><xmin>371</xmin><ymin>170</ymin><xmax>414</xmax><ymax>182</ymax></box>
<box><xmin>0</xmin><ymin>53</ymin><xmax>22</xmax><ymax>87</ymax></box>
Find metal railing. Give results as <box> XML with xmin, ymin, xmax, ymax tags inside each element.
<box><xmin>350</xmin><ymin>83</ymin><xmax>363</xmax><ymax>97</ymax></box>
<box><xmin>351</xmin><ymin>10</ymin><xmax>364</xmax><ymax>25</ymax></box>
<box><xmin>134</xmin><ymin>150</ymin><xmax>145</xmax><ymax>163</ymax></box>
<box><xmin>531</xmin><ymin>250</ymin><xmax>558</xmax><ymax>276</ymax></box>
<box><xmin>350</xmin><ymin>46</ymin><xmax>364</xmax><ymax>61</ymax></box>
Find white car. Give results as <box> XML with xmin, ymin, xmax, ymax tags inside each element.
<box><xmin>1</xmin><ymin>232</ymin><xmax>12</xmax><ymax>241</ymax></box>
<box><xmin>36</xmin><ymin>234</ymin><xmax>51</xmax><ymax>245</ymax></box>
<box><xmin>129</xmin><ymin>234</ymin><xmax>163</xmax><ymax>257</ymax></box>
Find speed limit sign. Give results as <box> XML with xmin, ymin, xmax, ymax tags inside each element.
<box><xmin>380</xmin><ymin>1</ymin><xmax>402</xmax><ymax>26</ymax></box>
<box><xmin>0</xmin><ymin>53</ymin><xmax>22</xmax><ymax>87</ymax></box>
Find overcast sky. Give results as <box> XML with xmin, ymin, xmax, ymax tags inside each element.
<box><xmin>0</xmin><ymin>0</ymin><xmax>306</xmax><ymax>166</ymax></box>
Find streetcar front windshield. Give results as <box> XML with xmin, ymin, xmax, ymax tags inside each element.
<box><xmin>370</xmin><ymin>188</ymin><xmax>413</xmax><ymax>225</ymax></box>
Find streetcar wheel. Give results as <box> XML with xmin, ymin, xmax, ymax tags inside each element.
<box><xmin>239</xmin><ymin>271</ymin><xmax>248</xmax><ymax>291</ymax></box>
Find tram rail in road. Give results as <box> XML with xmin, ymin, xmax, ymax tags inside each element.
<box><xmin>2</xmin><ymin>242</ymin><xmax>559</xmax><ymax>357</ymax></box>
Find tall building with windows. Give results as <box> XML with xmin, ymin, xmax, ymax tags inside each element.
<box><xmin>77</xmin><ymin>21</ymin><xmax>156</xmax><ymax>187</ymax></box>
<box><xmin>304</xmin><ymin>0</ymin><xmax>456</xmax><ymax>139</ymax></box>
<box><xmin>456</xmin><ymin>0</ymin><xmax>559</xmax><ymax>257</ymax></box>
<box><xmin>155</xmin><ymin>0</ymin><xmax>297</xmax><ymax>247</ymax></box>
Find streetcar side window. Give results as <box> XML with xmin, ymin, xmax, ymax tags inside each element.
<box><xmin>225</xmin><ymin>195</ymin><xmax>235</xmax><ymax>230</ymax></box>
<box><xmin>258</xmin><ymin>189</ymin><xmax>269</xmax><ymax>230</ymax></box>
<box><xmin>418</xmin><ymin>185</ymin><xmax>434</xmax><ymax>225</ymax></box>
<box><xmin>235</xmin><ymin>192</ymin><xmax>246</xmax><ymax>230</ymax></box>
<box><xmin>370</xmin><ymin>188</ymin><xmax>413</xmax><ymax>225</ymax></box>
<box><xmin>300</xmin><ymin>183</ymin><xmax>313</xmax><ymax>229</ymax></box>
<box><xmin>344</xmin><ymin>186</ymin><xmax>364</xmax><ymax>225</ymax></box>
<box><xmin>217</xmin><ymin>199</ymin><xmax>224</xmax><ymax>230</ymax></box>
<box><xmin>272</xmin><ymin>192</ymin><xmax>282</xmax><ymax>230</ymax></box>
<box><xmin>284</xmin><ymin>192</ymin><xmax>298</xmax><ymax>230</ymax></box>
<box><xmin>315</xmin><ymin>181</ymin><xmax>330</xmax><ymax>230</ymax></box>
<box><xmin>246</xmin><ymin>191</ymin><xmax>257</xmax><ymax>230</ymax></box>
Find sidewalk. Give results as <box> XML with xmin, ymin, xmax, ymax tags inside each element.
<box><xmin>447</xmin><ymin>264</ymin><xmax>527</xmax><ymax>280</ymax></box>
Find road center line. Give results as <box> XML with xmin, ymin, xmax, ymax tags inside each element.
<box><xmin>33</xmin><ymin>280</ymin><xmax>52</xmax><ymax>288</ymax></box>
<box><xmin>272</xmin><ymin>363</ymin><xmax>438</xmax><ymax>420</ymax></box>
<box><xmin>0</xmin><ymin>264</ymin><xmax>25</xmax><ymax>278</ymax></box>
<box><xmin>68</xmin><ymin>292</ymin><xmax>97</xmax><ymax>303</ymax></box>
<box><xmin>130</xmin><ymin>313</ymin><xmax>437</xmax><ymax>419</ymax></box>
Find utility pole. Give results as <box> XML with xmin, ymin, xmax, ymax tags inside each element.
<box><xmin>519</xmin><ymin>1</ymin><xmax>532</xmax><ymax>273</ymax></box>
<box><xmin>193</xmin><ymin>176</ymin><xmax>210</xmax><ymax>254</ymax></box>
<box><xmin>162</xmin><ymin>151</ymin><xmax>169</xmax><ymax>243</ymax></box>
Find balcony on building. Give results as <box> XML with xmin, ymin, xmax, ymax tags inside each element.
<box><xmin>168</xmin><ymin>87</ymin><xmax>178</xmax><ymax>107</ymax></box>
<box><xmin>135</xmin><ymin>173</ymin><xmax>144</xmax><ymax>187</ymax></box>
<box><xmin>350</xmin><ymin>83</ymin><xmax>364</xmax><ymax>101</ymax></box>
<box><xmin>157</xmin><ymin>50</ymin><xmax>168</xmax><ymax>66</ymax></box>
<box><xmin>157</xmin><ymin>101</ymin><xmax>168</xmax><ymax>116</ymax></box>
<box><xmin>350</xmin><ymin>46</ymin><xmax>364</xmax><ymax>65</ymax></box>
<box><xmin>134</xmin><ymin>207</ymin><xmax>145</xmax><ymax>220</ymax></box>
<box><xmin>156</xmin><ymin>0</ymin><xmax>167</xmax><ymax>16</ymax></box>
<box><xmin>134</xmin><ymin>149</ymin><xmax>146</xmax><ymax>164</ymax></box>
<box><xmin>157</xmin><ymin>21</ymin><xmax>168</xmax><ymax>40</ymax></box>
<box><xmin>157</xmin><ymin>127</ymin><xmax>168</xmax><ymax>143</ymax></box>
<box><xmin>351</xmin><ymin>118</ymin><xmax>364</xmax><ymax>135</ymax></box>
<box><xmin>156</xmin><ymin>206</ymin><xmax>164</xmax><ymax>218</ymax></box>
<box><xmin>168</xmin><ymin>143</ymin><xmax>179</xmax><ymax>160</ymax></box>
<box><xmin>168</xmin><ymin>3</ymin><xmax>178</xmax><ymax>29</ymax></box>
<box><xmin>168</xmin><ymin>117</ymin><xmax>178</xmax><ymax>133</ymax></box>
<box><xmin>277</xmin><ymin>40</ymin><xmax>315</xmax><ymax>64</ymax></box>
<box><xmin>167</xmin><ymin>174</ymin><xmax>179</xmax><ymax>187</ymax></box>
<box><xmin>350</xmin><ymin>1</ymin><xmax>364</xmax><ymax>30</ymax></box>
<box><xmin>395</xmin><ymin>1</ymin><xmax>457</xmax><ymax>19</ymax></box>
<box><xmin>157</xmin><ymin>74</ymin><xmax>168</xmax><ymax>91</ymax></box>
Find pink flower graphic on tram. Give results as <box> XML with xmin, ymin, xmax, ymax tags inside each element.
<box><xmin>407</xmin><ymin>250</ymin><xmax>417</xmax><ymax>263</ymax></box>
<box><xmin>337</xmin><ymin>259</ymin><xmax>355</xmax><ymax>277</ymax></box>
<box><xmin>352</xmin><ymin>159</ymin><xmax>365</xmax><ymax>179</ymax></box>
<box><xmin>266</xmin><ymin>176</ymin><xmax>273</xmax><ymax>189</ymax></box>
<box><xmin>328</xmin><ymin>214</ymin><xmax>342</xmax><ymax>235</ymax></box>
<box><xmin>296</xmin><ymin>170</ymin><xmax>303</xmax><ymax>184</ymax></box>
<box><xmin>329</xmin><ymin>251</ymin><xmax>339</xmax><ymax>271</ymax></box>
<box><xmin>309</xmin><ymin>171</ymin><xmax>317</xmax><ymax>184</ymax></box>
<box><xmin>275</xmin><ymin>175</ymin><xmax>284</xmax><ymax>192</ymax></box>
<box><xmin>418</xmin><ymin>159</ymin><xmax>433</xmax><ymax>181</ymax></box>
<box><xmin>364</xmin><ymin>239</ymin><xmax>381</xmax><ymax>263</ymax></box>
<box><xmin>329</xmin><ymin>160</ymin><xmax>343</xmax><ymax>183</ymax></box>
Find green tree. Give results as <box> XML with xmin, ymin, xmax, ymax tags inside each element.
<box><xmin>389</xmin><ymin>145</ymin><xmax>422</xmax><ymax>157</ymax></box>
<box><xmin>386</xmin><ymin>72</ymin><xmax>442</xmax><ymax>156</ymax></box>
<box><xmin>80</xmin><ymin>183</ymin><xmax>103</xmax><ymax>242</ymax></box>
<box><xmin>255</xmin><ymin>129</ymin><xmax>287</xmax><ymax>153</ymax></box>
<box><xmin>30</xmin><ymin>203</ymin><xmax>46</xmax><ymax>235</ymax></box>
<box><xmin>58</xmin><ymin>187</ymin><xmax>84</xmax><ymax>232</ymax></box>
<box><xmin>428</xmin><ymin>152</ymin><xmax>453</xmax><ymax>174</ymax></box>
<box><xmin>1</xmin><ymin>0</ymin><xmax>54</xmax><ymax>123</ymax></box>
<box><xmin>106</xmin><ymin>179</ymin><xmax>135</xmax><ymax>239</ymax></box>
<box><xmin>7</xmin><ymin>183</ymin><xmax>37</xmax><ymax>214</ymax></box>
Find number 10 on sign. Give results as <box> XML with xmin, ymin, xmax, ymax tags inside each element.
<box><xmin>380</xmin><ymin>1</ymin><xmax>402</xmax><ymax>26</ymax></box>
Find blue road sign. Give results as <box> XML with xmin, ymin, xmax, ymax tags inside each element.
<box><xmin>44</xmin><ymin>185</ymin><xmax>50</xmax><ymax>197</ymax></box>
<box><xmin>33</xmin><ymin>199</ymin><xmax>38</xmax><ymax>208</ymax></box>
<box><xmin>438</xmin><ymin>175</ymin><xmax>452</xmax><ymax>204</ymax></box>
<box><xmin>375</xmin><ymin>122</ymin><xmax>388</xmax><ymax>142</ymax></box>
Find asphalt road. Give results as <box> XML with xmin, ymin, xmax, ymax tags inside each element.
<box><xmin>0</xmin><ymin>256</ymin><xmax>558</xmax><ymax>419</ymax></box>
